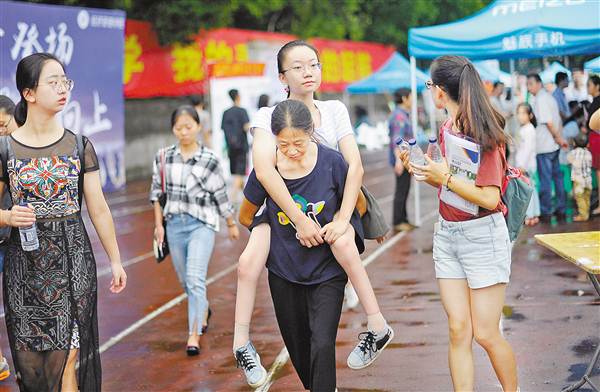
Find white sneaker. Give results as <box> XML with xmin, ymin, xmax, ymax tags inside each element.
<box><xmin>344</xmin><ymin>284</ymin><xmax>360</xmax><ymax>310</ymax></box>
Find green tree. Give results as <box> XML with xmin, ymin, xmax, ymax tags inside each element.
<box><xmin>24</xmin><ymin>0</ymin><xmax>491</xmax><ymax>51</ymax></box>
<box><xmin>360</xmin><ymin>0</ymin><xmax>492</xmax><ymax>56</ymax></box>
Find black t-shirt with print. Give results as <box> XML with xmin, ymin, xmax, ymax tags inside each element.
<box><xmin>244</xmin><ymin>143</ymin><xmax>364</xmax><ymax>285</ymax></box>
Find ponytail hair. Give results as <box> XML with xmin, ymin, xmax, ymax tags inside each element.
<box><xmin>14</xmin><ymin>100</ymin><xmax>27</xmax><ymax>127</ymax></box>
<box><xmin>14</xmin><ymin>53</ymin><xmax>65</xmax><ymax>126</ymax></box>
<box><xmin>430</xmin><ymin>56</ymin><xmax>506</xmax><ymax>151</ymax></box>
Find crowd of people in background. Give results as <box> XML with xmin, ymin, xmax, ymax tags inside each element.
<box><xmin>0</xmin><ymin>42</ymin><xmax>598</xmax><ymax>392</ymax></box>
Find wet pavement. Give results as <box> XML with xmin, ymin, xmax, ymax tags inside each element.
<box><xmin>0</xmin><ymin>150</ymin><xmax>598</xmax><ymax>391</ymax></box>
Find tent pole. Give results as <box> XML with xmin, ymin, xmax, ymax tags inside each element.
<box><xmin>410</xmin><ymin>56</ymin><xmax>421</xmax><ymax>227</ymax></box>
<box><xmin>509</xmin><ymin>59</ymin><xmax>516</xmax><ymax>91</ymax></box>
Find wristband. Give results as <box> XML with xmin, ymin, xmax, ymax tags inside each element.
<box><xmin>445</xmin><ymin>174</ymin><xmax>453</xmax><ymax>188</ymax></box>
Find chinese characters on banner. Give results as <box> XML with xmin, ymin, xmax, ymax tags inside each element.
<box><xmin>502</xmin><ymin>31</ymin><xmax>566</xmax><ymax>52</ymax></box>
<box><xmin>123</xmin><ymin>21</ymin><xmax>396</xmax><ymax>98</ymax></box>
<box><xmin>0</xmin><ymin>1</ymin><xmax>126</xmax><ymax>192</ymax></box>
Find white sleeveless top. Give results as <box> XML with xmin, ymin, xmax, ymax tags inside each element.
<box><xmin>249</xmin><ymin>100</ymin><xmax>353</xmax><ymax>150</ymax></box>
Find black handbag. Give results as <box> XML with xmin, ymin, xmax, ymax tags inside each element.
<box><xmin>153</xmin><ymin>149</ymin><xmax>170</xmax><ymax>262</ymax></box>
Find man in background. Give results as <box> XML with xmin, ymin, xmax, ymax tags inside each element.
<box><xmin>190</xmin><ymin>95</ymin><xmax>212</xmax><ymax>148</ymax></box>
<box><xmin>388</xmin><ymin>88</ymin><xmax>414</xmax><ymax>232</ymax></box>
<box><xmin>527</xmin><ymin>74</ymin><xmax>568</xmax><ymax>223</ymax></box>
<box><xmin>552</xmin><ymin>72</ymin><xmax>570</xmax><ymax>122</ymax></box>
<box><xmin>221</xmin><ymin>89</ymin><xmax>250</xmax><ymax>206</ymax></box>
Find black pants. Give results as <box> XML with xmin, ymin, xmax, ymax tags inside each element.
<box><xmin>393</xmin><ymin>169</ymin><xmax>411</xmax><ymax>225</ymax></box>
<box><xmin>268</xmin><ymin>272</ymin><xmax>347</xmax><ymax>392</ymax></box>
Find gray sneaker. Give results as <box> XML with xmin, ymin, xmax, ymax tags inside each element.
<box><xmin>234</xmin><ymin>341</ymin><xmax>267</xmax><ymax>388</ymax></box>
<box><xmin>347</xmin><ymin>325</ymin><xmax>394</xmax><ymax>370</ymax></box>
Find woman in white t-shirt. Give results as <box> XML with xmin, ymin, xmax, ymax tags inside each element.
<box><xmin>515</xmin><ymin>103</ymin><xmax>540</xmax><ymax>226</ymax></box>
<box><xmin>232</xmin><ymin>40</ymin><xmax>391</xmax><ymax>387</ymax></box>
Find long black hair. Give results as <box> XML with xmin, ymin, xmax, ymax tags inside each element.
<box><xmin>277</xmin><ymin>40</ymin><xmax>320</xmax><ymax>98</ymax></box>
<box><xmin>170</xmin><ymin>105</ymin><xmax>200</xmax><ymax>128</ymax></box>
<box><xmin>271</xmin><ymin>99</ymin><xmax>314</xmax><ymax>136</ymax></box>
<box><xmin>14</xmin><ymin>53</ymin><xmax>65</xmax><ymax>126</ymax></box>
<box><xmin>430</xmin><ymin>55</ymin><xmax>506</xmax><ymax>151</ymax></box>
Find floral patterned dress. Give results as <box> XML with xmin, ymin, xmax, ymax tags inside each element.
<box><xmin>0</xmin><ymin>130</ymin><xmax>101</xmax><ymax>392</ymax></box>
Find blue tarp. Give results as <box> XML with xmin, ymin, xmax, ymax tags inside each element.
<box><xmin>346</xmin><ymin>53</ymin><xmax>429</xmax><ymax>94</ymax></box>
<box><xmin>540</xmin><ymin>62</ymin><xmax>572</xmax><ymax>84</ymax></box>
<box><xmin>585</xmin><ymin>56</ymin><xmax>600</xmax><ymax>73</ymax></box>
<box><xmin>409</xmin><ymin>0</ymin><xmax>600</xmax><ymax>60</ymax></box>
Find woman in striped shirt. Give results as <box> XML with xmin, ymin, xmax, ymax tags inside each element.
<box><xmin>150</xmin><ymin>105</ymin><xmax>240</xmax><ymax>356</ymax></box>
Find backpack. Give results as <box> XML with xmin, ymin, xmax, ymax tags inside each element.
<box><xmin>500</xmin><ymin>166</ymin><xmax>533</xmax><ymax>242</ymax></box>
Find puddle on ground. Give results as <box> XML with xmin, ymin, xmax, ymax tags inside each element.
<box><xmin>555</xmin><ymin>271</ymin><xmax>580</xmax><ymax>279</ymax></box>
<box><xmin>386</xmin><ymin>341</ymin><xmax>427</xmax><ymax>349</ymax></box>
<box><xmin>502</xmin><ymin>305</ymin><xmax>526</xmax><ymax>321</ymax></box>
<box><xmin>572</xmin><ymin>338</ymin><xmax>600</xmax><ymax>357</ymax></box>
<box><xmin>527</xmin><ymin>249</ymin><xmax>541</xmax><ymax>261</ymax></box>
<box><xmin>562</xmin><ymin>289</ymin><xmax>593</xmax><ymax>297</ymax></box>
<box><xmin>337</xmin><ymin>389</ymin><xmax>391</xmax><ymax>392</ymax></box>
<box><xmin>561</xmin><ymin>315</ymin><xmax>584</xmax><ymax>322</ymax></box>
<box><xmin>401</xmin><ymin>321</ymin><xmax>426</xmax><ymax>327</ymax></box>
<box><xmin>149</xmin><ymin>340</ymin><xmax>181</xmax><ymax>353</ymax></box>
<box><xmin>403</xmin><ymin>291</ymin><xmax>438</xmax><ymax>297</ymax></box>
<box><xmin>566</xmin><ymin>362</ymin><xmax>600</xmax><ymax>382</ymax></box>
<box><xmin>413</xmin><ymin>247</ymin><xmax>433</xmax><ymax>255</ymax></box>
<box><xmin>209</xmin><ymin>357</ymin><xmax>238</xmax><ymax>375</ymax></box>
<box><xmin>338</xmin><ymin>321</ymin><xmax>367</xmax><ymax>330</ymax></box>
<box><xmin>391</xmin><ymin>279</ymin><xmax>419</xmax><ymax>286</ymax></box>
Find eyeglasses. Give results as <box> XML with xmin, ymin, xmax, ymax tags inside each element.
<box><xmin>282</xmin><ymin>63</ymin><xmax>322</xmax><ymax>74</ymax></box>
<box><xmin>425</xmin><ymin>80</ymin><xmax>434</xmax><ymax>89</ymax></box>
<box><xmin>39</xmin><ymin>78</ymin><xmax>75</xmax><ymax>93</ymax></box>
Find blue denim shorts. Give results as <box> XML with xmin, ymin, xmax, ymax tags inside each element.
<box><xmin>433</xmin><ymin>212</ymin><xmax>512</xmax><ymax>289</ymax></box>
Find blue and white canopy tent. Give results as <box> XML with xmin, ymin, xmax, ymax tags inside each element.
<box><xmin>540</xmin><ymin>62</ymin><xmax>572</xmax><ymax>84</ymax></box>
<box><xmin>346</xmin><ymin>52</ymin><xmax>429</xmax><ymax>94</ymax></box>
<box><xmin>406</xmin><ymin>0</ymin><xmax>600</xmax><ymax>225</ymax></box>
<box><xmin>345</xmin><ymin>53</ymin><xmax>433</xmax><ymax>150</ymax></box>
<box><xmin>585</xmin><ymin>56</ymin><xmax>600</xmax><ymax>73</ymax></box>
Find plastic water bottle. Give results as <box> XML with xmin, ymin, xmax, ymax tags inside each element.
<box><xmin>427</xmin><ymin>136</ymin><xmax>443</xmax><ymax>163</ymax></box>
<box><xmin>18</xmin><ymin>203</ymin><xmax>38</xmax><ymax>252</ymax></box>
<box><xmin>394</xmin><ymin>137</ymin><xmax>410</xmax><ymax>152</ymax></box>
<box><xmin>408</xmin><ymin>138</ymin><xmax>427</xmax><ymax>180</ymax></box>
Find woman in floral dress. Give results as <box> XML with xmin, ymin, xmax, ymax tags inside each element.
<box><xmin>0</xmin><ymin>53</ymin><xmax>127</xmax><ymax>392</ymax></box>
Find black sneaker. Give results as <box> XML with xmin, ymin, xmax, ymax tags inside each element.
<box><xmin>347</xmin><ymin>325</ymin><xmax>394</xmax><ymax>370</ymax></box>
